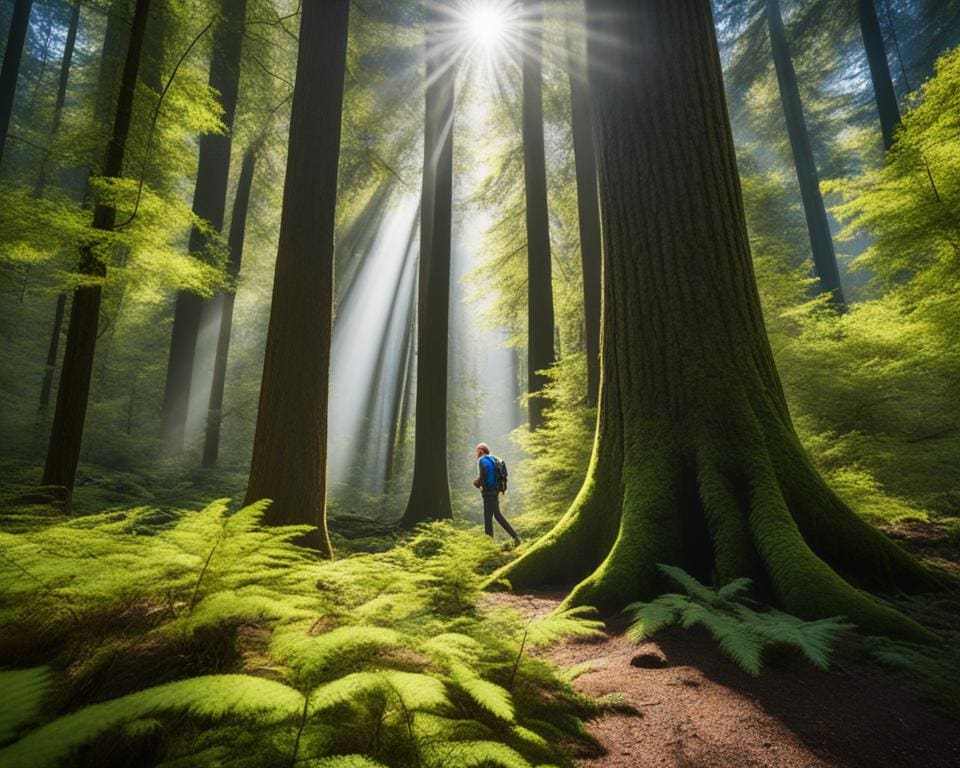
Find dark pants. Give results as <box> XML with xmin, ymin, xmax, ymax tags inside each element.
<box><xmin>482</xmin><ymin>491</ymin><xmax>519</xmax><ymax>541</ymax></box>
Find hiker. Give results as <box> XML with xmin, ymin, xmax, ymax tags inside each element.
<box><xmin>473</xmin><ymin>443</ymin><xmax>521</xmax><ymax>546</ymax></box>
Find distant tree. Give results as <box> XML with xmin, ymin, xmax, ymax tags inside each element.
<box><xmin>858</xmin><ymin>0</ymin><xmax>901</xmax><ymax>149</ymax></box>
<box><xmin>42</xmin><ymin>0</ymin><xmax>152</xmax><ymax>504</ymax></box>
<box><xmin>161</xmin><ymin>0</ymin><xmax>247</xmax><ymax>455</ymax></box>
<box><xmin>0</xmin><ymin>0</ymin><xmax>33</xmax><ymax>167</ymax></box>
<box><xmin>565</xmin><ymin>16</ymin><xmax>601</xmax><ymax>408</ymax></box>
<box><xmin>398</xmin><ymin>3</ymin><xmax>456</xmax><ymax>528</ymax></box>
<box><xmin>765</xmin><ymin>0</ymin><xmax>844</xmax><ymax>307</ymax></box>
<box><xmin>497</xmin><ymin>0</ymin><xmax>940</xmax><ymax>641</ymax></box>
<box><xmin>244</xmin><ymin>0</ymin><xmax>350</xmax><ymax>552</ymax></box>
<box><xmin>521</xmin><ymin>0</ymin><xmax>555</xmax><ymax>429</ymax></box>
<box><xmin>201</xmin><ymin>134</ymin><xmax>259</xmax><ymax>467</ymax></box>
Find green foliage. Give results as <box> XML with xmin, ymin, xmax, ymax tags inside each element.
<box><xmin>0</xmin><ymin>508</ymin><xmax>596</xmax><ymax>767</ymax></box>
<box><xmin>864</xmin><ymin>633</ymin><xmax>960</xmax><ymax>712</ymax></box>
<box><xmin>625</xmin><ymin>564</ymin><xmax>854</xmax><ymax>676</ymax></box>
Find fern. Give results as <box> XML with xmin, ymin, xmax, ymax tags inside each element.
<box><xmin>625</xmin><ymin>564</ymin><xmax>853</xmax><ymax>676</ymax></box>
<box><xmin>0</xmin><ymin>675</ymin><xmax>304</xmax><ymax>768</ymax></box>
<box><xmin>447</xmin><ymin>661</ymin><xmax>515</xmax><ymax>721</ymax></box>
<box><xmin>304</xmin><ymin>757</ymin><xmax>389</xmax><ymax>768</ymax></box>
<box><xmin>422</xmin><ymin>739</ymin><xmax>533</xmax><ymax>768</ymax></box>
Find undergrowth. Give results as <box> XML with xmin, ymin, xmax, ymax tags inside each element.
<box><xmin>0</xmin><ymin>503</ymin><xmax>605</xmax><ymax>767</ymax></box>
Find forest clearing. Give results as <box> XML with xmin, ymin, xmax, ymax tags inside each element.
<box><xmin>1</xmin><ymin>0</ymin><xmax>959</xmax><ymax>766</ymax></box>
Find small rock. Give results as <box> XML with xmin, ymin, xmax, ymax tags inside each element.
<box><xmin>631</xmin><ymin>652</ymin><xmax>669</xmax><ymax>669</ymax></box>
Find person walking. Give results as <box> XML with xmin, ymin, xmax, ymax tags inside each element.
<box><xmin>473</xmin><ymin>443</ymin><xmax>521</xmax><ymax>546</ymax></box>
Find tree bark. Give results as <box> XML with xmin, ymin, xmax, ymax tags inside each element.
<box><xmin>398</xmin><ymin>3</ymin><xmax>455</xmax><ymax>528</ymax></box>
<box><xmin>41</xmin><ymin>0</ymin><xmax>152</xmax><ymax>503</ymax></box>
<box><xmin>37</xmin><ymin>1</ymin><xmax>81</xmax><ymax>412</ymax></box>
<box><xmin>160</xmin><ymin>0</ymin><xmax>247</xmax><ymax>455</ymax></box>
<box><xmin>243</xmin><ymin>0</ymin><xmax>350</xmax><ymax>553</ymax></box>
<box><xmin>522</xmin><ymin>0</ymin><xmax>555</xmax><ymax>429</ymax></box>
<box><xmin>766</xmin><ymin>0</ymin><xmax>844</xmax><ymax>307</ymax></box>
<box><xmin>495</xmin><ymin>0</ymin><xmax>941</xmax><ymax>641</ymax></box>
<box><xmin>566</xmin><ymin>20</ymin><xmax>601</xmax><ymax>408</ymax></box>
<box><xmin>858</xmin><ymin>0</ymin><xmax>901</xmax><ymax>150</ymax></box>
<box><xmin>201</xmin><ymin>136</ymin><xmax>259</xmax><ymax>467</ymax></box>
<box><xmin>0</xmin><ymin>0</ymin><xmax>33</xmax><ymax>166</ymax></box>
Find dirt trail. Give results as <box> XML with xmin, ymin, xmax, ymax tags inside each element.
<box><xmin>484</xmin><ymin>592</ymin><xmax>960</xmax><ymax>768</ymax></box>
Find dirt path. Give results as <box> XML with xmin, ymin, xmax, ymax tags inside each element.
<box><xmin>485</xmin><ymin>592</ymin><xmax>960</xmax><ymax>768</ymax></box>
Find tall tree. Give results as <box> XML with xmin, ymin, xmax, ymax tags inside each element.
<box><xmin>565</xmin><ymin>10</ymin><xmax>601</xmax><ymax>408</ymax></box>
<box><xmin>0</xmin><ymin>0</ymin><xmax>33</xmax><ymax>166</ymax></box>
<box><xmin>201</xmin><ymin>135</ymin><xmax>259</xmax><ymax>467</ymax></box>
<box><xmin>521</xmin><ymin>0</ymin><xmax>554</xmax><ymax>429</ymax></box>
<box><xmin>160</xmin><ymin>0</ymin><xmax>247</xmax><ymax>455</ymax></box>
<box><xmin>398</xmin><ymin>3</ymin><xmax>456</xmax><ymax>528</ymax></box>
<box><xmin>765</xmin><ymin>0</ymin><xmax>844</xmax><ymax>307</ymax></box>
<box><xmin>41</xmin><ymin>0</ymin><xmax>152</xmax><ymax>503</ymax></box>
<box><xmin>858</xmin><ymin>0</ymin><xmax>901</xmax><ymax>149</ymax></box>
<box><xmin>37</xmin><ymin>0</ymin><xmax>81</xmax><ymax>413</ymax></box>
<box><xmin>496</xmin><ymin>0</ymin><xmax>940</xmax><ymax>640</ymax></box>
<box><xmin>244</xmin><ymin>0</ymin><xmax>350</xmax><ymax>553</ymax></box>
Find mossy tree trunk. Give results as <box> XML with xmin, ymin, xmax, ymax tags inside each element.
<box><xmin>398</xmin><ymin>4</ymin><xmax>455</xmax><ymax>528</ymax></box>
<box><xmin>496</xmin><ymin>0</ymin><xmax>942</xmax><ymax>641</ymax></box>
<box><xmin>858</xmin><ymin>0</ymin><xmax>901</xmax><ymax>150</ymax></box>
<box><xmin>521</xmin><ymin>0</ymin><xmax>555</xmax><ymax>430</ymax></box>
<box><xmin>244</xmin><ymin>0</ymin><xmax>350</xmax><ymax>554</ymax></box>
<box><xmin>161</xmin><ymin>0</ymin><xmax>246</xmax><ymax>455</ymax></box>
<box><xmin>0</xmin><ymin>0</ymin><xmax>33</xmax><ymax>166</ymax></box>
<box><xmin>765</xmin><ymin>0</ymin><xmax>844</xmax><ymax>308</ymax></box>
<box><xmin>41</xmin><ymin>0</ymin><xmax>151</xmax><ymax>503</ymax></box>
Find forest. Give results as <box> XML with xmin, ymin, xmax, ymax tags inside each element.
<box><xmin>1</xmin><ymin>0</ymin><xmax>959</xmax><ymax>765</ymax></box>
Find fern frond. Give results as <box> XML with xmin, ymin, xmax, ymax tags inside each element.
<box><xmin>0</xmin><ymin>675</ymin><xmax>303</xmax><ymax>768</ymax></box>
<box><xmin>0</xmin><ymin>667</ymin><xmax>53</xmax><ymax>744</ymax></box>
<box><xmin>273</xmin><ymin>625</ymin><xmax>407</xmax><ymax>687</ymax></box>
<box><xmin>448</xmin><ymin>661</ymin><xmax>515</xmax><ymax>721</ymax></box>
<box><xmin>422</xmin><ymin>739</ymin><xmax>533</xmax><ymax>768</ymax></box>
<box><xmin>309</xmin><ymin>671</ymin><xmax>449</xmax><ymax>715</ymax></box>
<box><xmin>525</xmin><ymin>606</ymin><xmax>604</xmax><ymax>648</ymax></box>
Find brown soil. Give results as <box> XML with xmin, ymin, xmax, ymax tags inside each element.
<box><xmin>483</xmin><ymin>592</ymin><xmax>960</xmax><ymax>768</ymax></box>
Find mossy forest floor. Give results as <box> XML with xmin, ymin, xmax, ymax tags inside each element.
<box><xmin>489</xmin><ymin>589</ymin><xmax>960</xmax><ymax>768</ymax></box>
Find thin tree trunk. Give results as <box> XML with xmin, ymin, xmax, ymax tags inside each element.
<box><xmin>398</xmin><ymin>3</ymin><xmax>456</xmax><ymax>528</ymax></box>
<box><xmin>161</xmin><ymin>0</ymin><xmax>247</xmax><ymax>455</ymax></box>
<box><xmin>565</xmin><ymin>21</ymin><xmax>601</xmax><ymax>407</ymax></box>
<box><xmin>766</xmin><ymin>0</ymin><xmax>844</xmax><ymax>307</ymax></box>
<box><xmin>0</xmin><ymin>0</ymin><xmax>33</xmax><ymax>166</ymax></box>
<box><xmin>498</xmin><ymin>0</ymin><xmax>938</xmax><ymax>642</ymax></box>
<box><xmin>244</xmin><ymin>0</ymin><xmax>350</xmax><ymax>554</ymax></box>
<box><xmin>858</xmin><ymin>0</ymin><xmax>901</xmax><ymax>150</ymax></box>
<box><xmin>37</xmin><ymin>1</ymin><xmax>81</xmax><ymax>412</ymax></box>
<box><xmin>201</xmin><ymin>138</ymin><xmax>258</xmax><ymax>467</ymax></box>
<box><xmin>387</xmin><ymin>293</ymin><xmax>417</xmax><ymax>486</ymax></box>
<box><xmin>522</xmin><ymin>0</ymin><xmax>555</xmax><ymax>429</ymax></box>
<box><xmin>41</xmin><ymin>0</ymin><xmax>152</xmax><ymax>503</ymax></box>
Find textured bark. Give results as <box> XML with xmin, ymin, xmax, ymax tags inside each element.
<box><xmin>387</xmin><ymin>297</ymin><xmax>417</xmax><ymax>486</ymax></box>
<box><xmin>521</xmin><ymin>0</ymin><xmax>555</xmax><ymax>430</ymax></box>
<box><xmin>566</xmin><ymin>27</ymin><xmax>601</xmax><ymax>407</ymax></box>
<box><xmin>766</xmin><ymin>0</ymin><xmax>844</xmax><ymax>307</ymax></box>
<box><xmin>858</xmin><ymin>0</ymin><xmax>901</xmax><ymax>150</ymax></box>
<box><xmin>495</xmin><ymin>0</ymin><xmax>941</xmax><ymax>641</ymax></box>
<box><xmin>201</xmin><ymin>138</ymin><xmax>259</xmax><ymax>467</ymax></box>
<box><xmin>244</xmin><ymin>0</ymin><xmax>350</xmax><ymax>553</ymax></box>
<box><xmin>161</xmin><ymin>0</ymin><xmax>247</xmax><ymax>455</ymax></box>
<box><xmin>398</xmin><ymin>4</ymin><xmax>455</xmax><ymax>528</ymax></box>
<box><xmin>0</xmin><ymin>0</ymin><xmax>33</xmax><ymax>165</ymax></box>
<box><xmin>37</xmin><ymin>1</ymin><xmax>81</xmax><ymax>411</ymax></box>
<box><xmin>41</xmin><ymin>0</ymin><xmax>151</xmax><ymax>501</ymax></box>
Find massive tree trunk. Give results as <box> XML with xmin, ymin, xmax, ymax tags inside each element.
<box><xmin>0</xmin><ymin>0</ymin><xmax>33</xmax><ymax>166</ymax></box>
<box><xmin>521</xmin><ymin>0</ymin><xmax>555</xmax><ymax>430</ymax></box>
<box><xmin>858</xmin><ymin>0</ymin><xmax>901</xmax><ymax>150</ymax></box>
<box><xmin>41</xmin><ymin>0</ymin><xmax>151</xmax><ymax>502</ymax></box>
<box><xmin>765</xmin><ymin>0</ymin><xmax>844</xmax><ymax>307</ymax></box>
<box><xmin>495</xmin><ymin>0</ymin><xmax>941</xmax><ymax>641</ymax></box>
<box><xmin>566</xmin><ymin>22</ymin><xmax>601</xmax><ymax>408</ymax></box>
<box><xmin>37</xmin><ymin>1</ymin><xmax>81</xmax><ymax>412</ymax></box>
<box><xmin>201</xmin><ymin>137</ymin><xmax>259</xmax><ymax>467</ymax></box>
<box><xmin>398</xmin><ymin>3</ymin><xmax>456</xmax><ymax>528</ymax></box>
<box><xmin>160</xmin><ymin>0</ymin><xmax>246</xmax><ymax>455</ymax></box>
<box><xmin>243</xmin><ymin>0</ymin><xmax>350</xmax><ymax>553</ymax></box>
